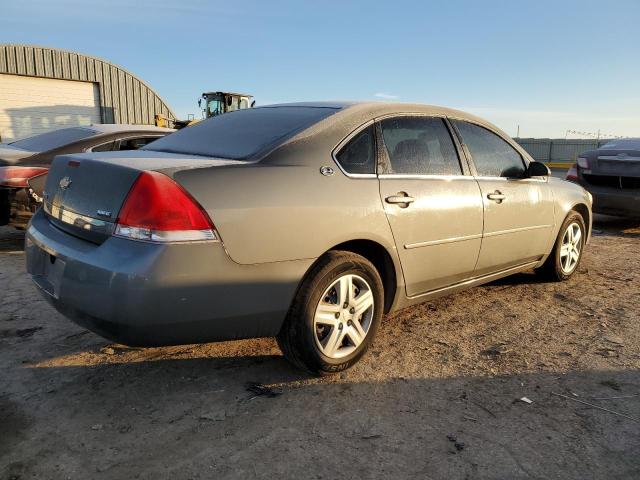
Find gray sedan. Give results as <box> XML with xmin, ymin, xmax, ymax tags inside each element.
<box><xmin>566</xmin><ymin>138</ymin><xmax>640</xmax><ymax>217</ymax></box>
<box><xmin>25</xmin><ymin>102</ymin><xmax>592</xmax><ymax>374</ymax></box>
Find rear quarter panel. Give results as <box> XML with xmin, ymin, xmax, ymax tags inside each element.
<box><xmin>175</xmin><ymin>161</ymin><xmax>398</xmax><ymax>266</ymax></box>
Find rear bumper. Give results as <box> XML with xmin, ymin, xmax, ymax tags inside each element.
<box><xmin>579</xmin><ymin>183</ymin><xmax>640</xmax><ymax>217</ymax></box>
<box><xmin>25</xmin><ymin>209</ymin><xmax>312</xmax><ymax>346</ymax></box>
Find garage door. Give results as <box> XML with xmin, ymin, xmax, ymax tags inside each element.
<box><xmin>0</xmin><ymin>73</ymin><xmax>101</xmax><ymax>143</ymax></box>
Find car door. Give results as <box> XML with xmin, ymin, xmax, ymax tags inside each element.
<box><xmin>451</xmin><ymin>119</ymin><xmax>554</xmax><ymax>275</ymax></box>
<box><xmin>377</xmin><ymin>116</ymin><xmax>484</xmax><ymax>296</ymax></box>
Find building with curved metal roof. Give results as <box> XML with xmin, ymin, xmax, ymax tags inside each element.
<box><xmin>0</xmin><ymin>44</ymin><xmax>175</xmax><ymax>142</ymax></box>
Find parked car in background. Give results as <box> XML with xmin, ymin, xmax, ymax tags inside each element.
<box><xmin>0</xmin><ymin>124</ymin><xmax>174</xmax><ymax>228</ymax></box>
<box><xmin>566</xmin><ymin>138</ymin><xmax>640</xmax><ymax>217</ymax></box>
<box><xmin>25</xmin><ymin>102</ymin><xmax>592</xmax><ymax>374</ymax></box>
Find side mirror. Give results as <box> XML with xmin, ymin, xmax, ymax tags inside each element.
<box><xmin>527</xmin><ymin>161</ymin><xmax>550</xmax><ymax>177</ymax></box>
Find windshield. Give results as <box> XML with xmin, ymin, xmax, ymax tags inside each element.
<box><xmin>207</xmin><ymin>97</ymin><xmax>224</xmax><ymax>117</ymax></box>
<box><xmin>600</xmin><ymin>139</ymin><xmax>640</xmax><ymax>150</ymax></box>
<box><xmin>9</xmin><ymin>127</ymin><xmax>97</xmax><ymax>152</ymax></box>
<box><xmin>143</xmin><ymin>106</ymin><xmax>340</xmax><ymax>160</ymax></box>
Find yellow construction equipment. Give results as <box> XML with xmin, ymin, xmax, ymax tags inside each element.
<box><xmin>199</xmin><ymin>91</ymin><xmax>254</xmax><ymax>117</ymax></box>
<box><xmin>156</xmin><ymin>91</ymin><xmax>254</xmax><ymax>129</ymax></box>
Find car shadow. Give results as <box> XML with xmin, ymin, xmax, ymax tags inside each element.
<box><xmin>3</xmin><ymin>355</ymin><xmax>639</xmax><ymax>479</ymax></box>
<box><xmin>593</xmin><ymin>214</ymin><xmax>640</xmax><ymax>238</ymax></box>
<box><xmin>0</xmin><ymin>226</ymin><xmax>25</xmax><ymax>252</ymax></box>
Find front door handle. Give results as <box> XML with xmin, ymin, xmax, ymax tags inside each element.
<box><xmin>385</xmin><ymin>193</ymin><xmax>415</xmax><ymax>207</ymax></box>
<box><xmin>487</xmin><ymin>190</ymin><xmax>506</xmax><ymax>203</ymax></box>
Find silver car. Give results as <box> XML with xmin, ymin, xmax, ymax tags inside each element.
<box><xmin>566</xmin><ymin>138</ymin><xmax>640</xmax><ymax>217</ymax></box>
<box><xmin>25</xmin><ymin>102</ymin><xmax>592</xmax><ymax>374</ymax></box>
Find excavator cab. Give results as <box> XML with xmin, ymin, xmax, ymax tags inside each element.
<box><xmin>156</xmin><ymin>91</ymin><xmax>254</xmax><ymax>129</ymax></box>
<box><xmin>200</xmin><ymin>92</ymin><xmax>254</xmax><ymax>118</ymax></box>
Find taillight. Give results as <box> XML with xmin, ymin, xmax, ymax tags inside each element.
<box><xmin>576</xmin><ymin>157</ymin><xmax>589</xmax><ymax>169</ymax></box>
<box><xmin>114</xmin><ymin>171</ymin><xmax>217</xmax><ymax>243</ymax></box>
<box><xmin>566</xmin><ymin>163</ymin><xmax>578</xmax><ymax>182</ymax></box>
<box><xmin>0</xmin><ymin>166</ymin><xmax>48</xmax><ymax>188</ymax></box>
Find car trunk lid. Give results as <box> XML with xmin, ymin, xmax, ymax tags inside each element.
<box><xmin>588</xmin><ymin>149</ymin><xmax>640</xmax><ymax>177</ymax></box>
<box><xmin>580</xmin><ymin>149</ymin><xmax>640</xmax><ymax>190</ymax></box>
<box><xmin>43</xmin><ymin>150</ymin><xmax>243</xmax><ymax>243</ymax></box>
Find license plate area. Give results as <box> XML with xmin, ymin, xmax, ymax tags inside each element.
<box><xmin>29</xmin><ymin>248</ymin><xmax>66</xmax><ymax>299</ymax></box>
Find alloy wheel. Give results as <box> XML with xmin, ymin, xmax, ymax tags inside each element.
<box><xmin>313</xmin><ymin>274</ymin><xmax>375</xmax><ymax>359</ymax></box>
<box><xmin>560</xmin><ymin>222</ymin><xmax>582</xmax><ymax>274</ymax></box>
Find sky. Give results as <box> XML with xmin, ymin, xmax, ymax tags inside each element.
<box><xmin>2</xmin><ymin>0</ymin><xmax>639</xmax><ymax>138</ymax></box>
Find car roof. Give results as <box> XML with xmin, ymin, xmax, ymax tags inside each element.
<box><xmin>264</xmin><ymin>101</ymin><xmax>499</xmax><ymax>137</ymax></box>
<box><xmin>259</xmin><ymin>101</ymin><xmax>358</xmax><ymax>109</ymax></box>
<box><xmin>342</xmin><ymin>101</ymin><xmax>488</xmax><ymax>121</ymax></box>
<box><xmin>256</xmin><ymin>101</ymin><xmax>529</xmax><ymax>163</ymax></box>
<box><xmin>600</xmin><ymin>138</ymin><xmax>640</xmax><ymax>149</ymax></box>
<box><xmin>261</xmin><ymin>101</ymin><xmax>495</xmax><ymax>128</ymax></box>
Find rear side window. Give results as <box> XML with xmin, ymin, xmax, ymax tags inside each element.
<box><xmin>453</xmin><ymin>120</ymin><xmax>525</xmax><ymax>178</ymax></box>
<box><xmin>380</xmin><ymin>117</ymin><xmax>462</xmax><ymax>175</ymax></box>
<box><xmin>90</xmin><ymin>141</ymin><xmax>115</xmax><ymax>152</ymax></box>
<box><xmin>143</xmin><ymin>106</ymin><xmax>339</xmax><ymax>160</ymax></box>
<box><xmin>117</xmin><ymin>136</ymin><xmax>161</xmax><ymax>151</ymax></box>
<box><xmin>335</xmin><ymin>125</ymin><xmax>376</xmax><ymax>174</ymax></box>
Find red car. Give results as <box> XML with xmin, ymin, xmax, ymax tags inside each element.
<box><xmin>0</xmin><ymin>124</ymin><xmax>173</xmax><ymax>228</ymax></box>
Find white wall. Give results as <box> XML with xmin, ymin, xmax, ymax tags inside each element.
<box><xmin>0</xmin><ymin>73</ymin><xmax>101</xmax><ymax>142</ymax></box>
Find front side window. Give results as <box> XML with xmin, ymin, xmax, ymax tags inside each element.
<box><xmin>380</xmin><ymin>117</ymin><xmax>462</xmax><ymax>175</ymax></box>
<box><xmin>453</xmin><ymin>120</ymin><xmax>526</xmax><ymax>178</ymax></box>
<box><xmin>335</xmin><ymin>125</ymin><xmax>376</xmax><ymax>174</ymax></box>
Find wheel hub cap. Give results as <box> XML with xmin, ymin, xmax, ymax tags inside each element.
<box><xmin>560</xmin><ymin>222</ymin><xmax>582</xmax><ymax>274</ymax></box>
<box><xmin>313</xmin><ymin>274</ymin><xmax>374</xmax><ymax>359</ymax></box>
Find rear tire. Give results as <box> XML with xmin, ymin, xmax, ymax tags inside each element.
<box><xmin>277</xmin><ymin>250</ymin><xmax>384</xmax><ymax>375</ymax></box>
<box><xmin>538</xmin><ymin>210</ymin><xmax>586</xmax><ymax>281</ymax></box>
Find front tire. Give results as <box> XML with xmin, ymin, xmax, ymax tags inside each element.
<box><xmin>538</xmin><ymin>211</ymin><xmax>586</xmax><ymax>281</ymax></box>
<box><xmin>277</xmin><ymin>250</ymin><xmax>384</xmax><ymax>375</ymax></box>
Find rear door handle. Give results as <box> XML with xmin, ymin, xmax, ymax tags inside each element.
<box><xmin>487</xmin><ymin>191</ymin><xmax>506</xmax><ymax>203</ymax></box>
<box><xmin>385</xmin><ymin>193</ymin><xmax>415</xmax><ymax>207</ymax></box>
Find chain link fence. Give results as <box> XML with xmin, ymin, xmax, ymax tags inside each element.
<box><xmin>514</xmin><ymin>138</ymin><xmax>612</xmax><ymax>165</ymax></box>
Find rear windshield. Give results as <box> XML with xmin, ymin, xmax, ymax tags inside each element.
<box><xmin>600</xmin><ymin>139</ymin><xmax>640</xmax><ymax>150</ymax></box>
<box><xmin>143</xmin><ymin>106</ymin><xmax>340</xmax><ymax>160</ymax></box>
<box><xmin>9</xmin><ymin>127</ymin><xmax>97</xmax><ymax>152</ymax></box>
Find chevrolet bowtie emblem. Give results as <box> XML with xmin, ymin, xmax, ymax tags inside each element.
<box><xmin>59</xmin><ymin>176</ymin><xmax>72</xmax><ymax>190</ymax></box>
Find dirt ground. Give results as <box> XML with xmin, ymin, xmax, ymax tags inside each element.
<box><xmin>1</xmin><ymin>217</ymin><xmax>639</xmax><ymax>480</ymax></box>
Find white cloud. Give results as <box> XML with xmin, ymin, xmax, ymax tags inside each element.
<box><xmin>374</xmin><ymin>92</ymin><xmax>399</xmax><ymax>100</ymax></box>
